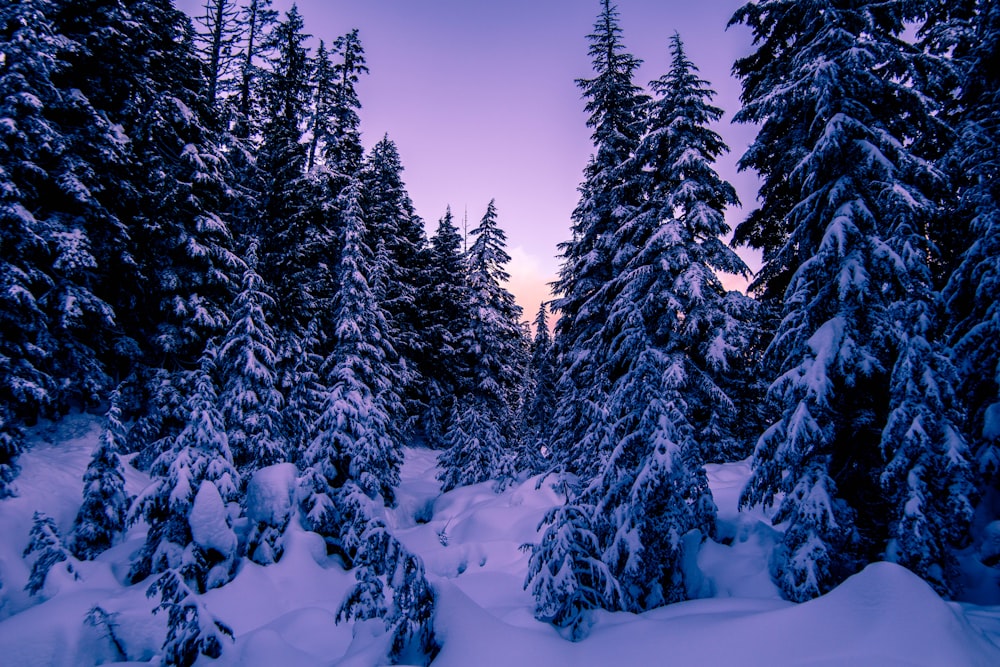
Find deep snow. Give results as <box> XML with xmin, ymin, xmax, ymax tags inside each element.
<box><xmin>1</xmin><ymin>412</ymin><xmax>999</xmax><ymax>666</ymax></box>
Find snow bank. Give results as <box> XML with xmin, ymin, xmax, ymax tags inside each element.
<box><xmin>433</xmin><ymin>562</ymin><xmax>1000</xmax><ymax>667</ymax></box>
<box><xmin>2</xmin><ymin>425</ymin><xmax>999</xmax><ymax>667</ymax></box>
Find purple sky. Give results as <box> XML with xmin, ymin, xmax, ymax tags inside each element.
<box><xmin>177</xmin><ymin>0</ymin><xmax>761</xmax><ymax>316</ymax></box>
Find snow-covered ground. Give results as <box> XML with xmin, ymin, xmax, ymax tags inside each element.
<box><xmin>1</xmin><ymin>412</ymin><xmax>999</xmax><ymax>665</ymax></box>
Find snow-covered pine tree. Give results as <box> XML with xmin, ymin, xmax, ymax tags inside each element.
<box><xmin>730</xmin><ymin>0</ymin><xmax>975</xmax><ymax>600</ymax></box>
<box><xmin>361</xmin><ymin>136</ymin><xmax>430</xmax><ymax>436</ymax></box>
<box><xmin>76</xmin><ymin>0</ymin><xmax>242</xmax><ymax>371</ymax></box>
<box><xmin>591</xmin><ymin>315</ymin><xmax>716</xmax><ymax>609</ymax></box>
<box><xmin>935</xmin><ymin>0</ymin><xmax>1000</xmax><ymax>532</ymax></box>
<box><xmin>233</xmin><ymin>0</ymin><xmax>277</xmax><ymax>140</ymax></box>
<box><xmin>217</xmin><ymin>241</ymin><xmax>286</xmax><ymax>474</ymax></box>
<box><xmin>524</xmin><ymin>499</ymin><xmax>620</xmax><ymax>641</ymax></box>
<box><xmin>549</xmin><ymin>0</ymin><xmax>647</xmax><ymax>478</ymax></box>
<box><xmin>71</xmin><ymin>390</ymin><xmax>130</xmax><ymax>560</ymax></box>
<box><xmin>414</xmin><ymin>207</ymin><xmax>469</xmax><ymax>448</ymax></box>
<box><xmin>256</xmin><ymin>4</ymin><xmax>316</xmax><ymax>333</ymax></box>
<box><xmin>24</xmin><ymin>511</ymin><xmax>80</xmax><ymax>596</ymax></box>
<box><xmin>437</xmin><ymin>200</ymin><xmax>525</xmax><ymax>491</ymax></box>
<box><xmin>306</xmin><ymin>39</ymin><xmax>335</xmax><ymax>172</ymax></box>
<box><xmin>216</xmin><ymin>0</ymin><xmax>276</xmax><ymax>243</ymax></box>
<box><xmin>147</xmin><ymin>568</ymin><xmax>233</xmax><ymax>667</ymax></box>
<box><xmin>301</xmin><ymin>179</ymin><xmax>403</xmax><ymax>548</ymax></box>
<box><xmin>518</xmin><ymin>303</ymin><xmax>558</xmax><ymax>474</ymax></box>
<box><xmin>631</xmin><ymin>33</ymin><xmax>756</xmax><ymax>457</ymax></box>
<box><xmin>337</xmin><ymin>507</ymin><xmax>439</xmax><ymax>665</ymax></box>
<box><xmin>280</xmin><ymin>319</ymin><xmax>326</xmax><ymax>458</ymax></box>
<box><xmin>128</xmin><ymin>355</ymin><xmax>240</xmax><ymax>590</ymax></box>
<box><xmin>325</xmin><ymin>29</ymin><xmax>368</xmax><ymax>178</ymax></box>
<box><xmin>1</xmin><ymin>0</ymin><xmax>128</xmax><ymax>438</ymax></box>
<box><xmin>193</xmin><ymin>0</ymin><xmax>241</xmax><ymax>112</ymax></box>
<box><xmin>578</xmin><ymin>33</ymin><xmax>757</xmax><ymax>609</ymax></box>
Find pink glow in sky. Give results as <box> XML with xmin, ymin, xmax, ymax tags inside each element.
<box><xmin>177</xmin><ymin>0</ymin><xmax>761</xmax><ymax>316</ymax></box>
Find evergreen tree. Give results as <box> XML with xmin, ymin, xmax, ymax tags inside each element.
<box><xmin>306</xmin><ymin>39</ymin><xmax>334</xmax><ymax>172</ymax></box>
<box><xmin>415</xmin><ymin>207</ymin><xmax>469</xmax><ymax>448</ymax></box>
<box><xmin>1</xmin><ymin>0</ymin><xmax>128</xmax><ymax>434</ymax></box>
<box><xmin>129</xmin><ymin>355</ymin><xmax>240</xmax><ymax>588</ymax></box>
<box><xmin>627</xmin><ymin>33</ymin><xmax>756</xmax><ymax>457</ymax></box>
<box><xmin>24</xmin><ymin>511</ymin><xmax>80</xmax><ymax>596</ymax></box>
<box><xmin>193</xmin><ymin>0</ymin><xmax>241</xmax><ymax>111</ymax></box>
<box><xmin>148</xmin><ymin>568</ymin><xmax>234</xmax><ymax>667</ymax></box>
<box><xmin>730</xmin><ymin>0</ymin><xmax>974</xmax><ymax>600</ymax></box>
<box><xmin>217</xmin><ymin>242</ymin><xmax>285</xmax><ymax>474</ymax></box>
<box><xmin>550</xmin><ymin>0</ymin><xmax>647</xmax><ymax>476</ymax></box>
<box><xmin>338</xmin><ymin>511</ymin><xmax>439</xmax><ymax>665</ymax></box>
<box><xmin>71</xmin><ymin>390</ymin><xmax>130</xmax><ymax>560</ymax></box>
<box><xmin>49</xmin><ymin>0</ymin><xmax>242</xmax><ymax>372</ymax></box>
<box><xmin>301</xmin><ymin>179</ymin><xmax>403</xmax><ymax>550</ymax></box>
<box><xmin>361</xmin><ymin>136</ymin><xmax>429</xmax><ymax>435</ymax></box>
<box><xmin>234</xmin><ymin>0</ymin><xmax>277</xmax><ymax>138</ymax></box>
<box><xmin>325</xmin><ymin>29</ymin><xmax>368</xmax><ymax>177</ymax></box>
<box><xmin>437</xmin><ymin>200</ymin><xmax>525</xmax><ymax>491</ymax></box>
<box><xmin>256</xmin><ymin>4</ymin><xmax>314</xmax><ymax>331</ymax></box>
<box><xmin>518</xmin><ymin>303</ymin><xmax>558</xmax><ymax>473</ymax></box>
<box><xmin>524</xmin><ymin>499</ymin><xmax>620</xmax><ymax>641</ymax></box>
<box><xmin>936</xmin><ymin>0</ymin><xmax>1000</xmax><ymax>522</ymax></box>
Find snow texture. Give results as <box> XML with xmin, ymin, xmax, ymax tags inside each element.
<box><xmin>0</xmin><ymin>415</ymin><xmax>997</xmax><ymax>666</ymax></box>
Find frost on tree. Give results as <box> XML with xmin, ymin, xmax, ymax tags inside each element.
<box><xmin>71</xmin><ymin>390</ymin><xmax>131</xmax><ymax>560</ymax></box>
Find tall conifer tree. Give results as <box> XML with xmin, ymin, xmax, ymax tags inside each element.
<box><xmin>549</xmin><ymin>0</ymin><xmax>647</xmax><ymax>477</ymax></box>
<box><xmin>730</xmin><ymin>0</ymin><xmax>974</xmax><ymax>600</ymax></box>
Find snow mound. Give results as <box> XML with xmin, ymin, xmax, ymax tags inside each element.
<box><xmin>245</xmin><ymin>463</ymin><xmax>297</xmax><ymax>525</ymax></box>
<box><xmin>432</xmin><ymin>561</ymin><xmax>1000</xmax><ymax>667</ymax></box>
<box><xmin>190</xmin><ymin>481</ymin><xmax>237</xmax><ymax>556</ymax></box>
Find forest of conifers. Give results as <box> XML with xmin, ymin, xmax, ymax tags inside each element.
<box><xmin>1</xmin><ymin>0</ymin><xmax>997</xmax><ymax>664</ymax></box>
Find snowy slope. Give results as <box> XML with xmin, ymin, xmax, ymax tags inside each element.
<box><xmin>1</xmin><ymin>413</ymin><xmax>999</xmax><ymax>666</ymax></box>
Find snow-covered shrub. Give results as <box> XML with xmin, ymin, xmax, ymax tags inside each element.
<box><xmin>23</xmin><ymin>511</ymin><xmax>80</xmax><ymax>597</ymax></box>
<box><xmin>524</xmin><ymin>502</ymin><xmax>620</xmax><ymax>641</ymax></box>
<box><xmin>338</xmin><ymin>518</ymin><xmax>439</xmax><ymax>665</ymax></box>
<box><xmin>148</xmin><ymin>569</ymin><xmax>233</xmax><ymax>667</ymax></box>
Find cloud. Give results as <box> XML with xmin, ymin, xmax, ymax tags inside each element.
<box><xmin>506</xmin><ymin>245</ymin><xmax>557</xmax><ymax>324</ymax></box>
